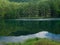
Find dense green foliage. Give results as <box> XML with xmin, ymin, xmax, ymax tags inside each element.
<box><xmin>0</xmin><ymin>0</ymin><xmax>60</xmax><ymax>19</ymax></box>
<box><xmin>3</xmin><ymin>38</ymin><xmax>60</xmax><ymax>45</ymax></box>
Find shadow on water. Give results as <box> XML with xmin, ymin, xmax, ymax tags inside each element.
<box><xmin>0</xmin><ymin>18</ymin><xmax>60</xmax><ymax>36</ymax></box>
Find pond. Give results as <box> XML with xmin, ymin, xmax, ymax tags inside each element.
<box><xmin>0</xmin><ymin>31</ymin><xmax>60</xmax><ymax>43</ymax></box>
<box><xmin>0</xmin><ymin>18</ymin><xmax>60</xmax><ymax>43</ymax></box>
<box><xmin>0</xmin><ymin>18</ymin><xmax>60</xmax><ymax>36</ymax></box>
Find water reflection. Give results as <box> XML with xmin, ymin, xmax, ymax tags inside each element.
<box><xmin>0</xmin><ymin>19</ymin><xmax>60</xmax><ymax>36</ymax></box>
<box><xmin>0</xmin><ymin>31</ymin><xmax>60</xmax><ymax>43</ymax></box>
<box><xmin>0</xmin><ymin>18</ymin><xmax>60</xmax><ymax>42</ymax></box>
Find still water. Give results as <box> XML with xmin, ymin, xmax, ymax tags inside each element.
<box><xmin>0</xmin><ymin>31</ymin><xmax>60</xmax><ymax>43</ymax></box>
<box><xmin>0</xmin><ymin>18</ymin><xmax>60</xmax><ymax>36</ymax></box>
<box><xmin>0</xmin><ymin>18</ymin><xmax>60</xmax><ymax>42</ymax></box>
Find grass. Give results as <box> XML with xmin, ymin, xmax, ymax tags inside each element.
<box><xmin>2</xmin><ymin>38</ymin><xmax>60</xmax><ymax>45</ymax></box>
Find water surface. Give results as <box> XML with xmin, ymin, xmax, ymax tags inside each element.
<box><xmin>0</xmin><ymin>31</ymin><xmax>60</xmax><ymax>43</ymax></box>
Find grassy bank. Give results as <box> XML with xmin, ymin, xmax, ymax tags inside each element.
<box><xmin>2</xmin><ymin>38</ymin><xmax>60</xmax><ymax>45</ymax></box>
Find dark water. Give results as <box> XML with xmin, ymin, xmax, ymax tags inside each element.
<box><xmin>0</xmin><ymin>18</ymin><xmax>60</xmax><ymax>36</ymax></box>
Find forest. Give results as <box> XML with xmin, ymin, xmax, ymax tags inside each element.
<box><xmin>0</xmin><ymin>0</ymin><xmax>60</xmax><ymax>19</ymax></box>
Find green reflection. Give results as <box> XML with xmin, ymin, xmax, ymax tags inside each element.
<box><xmin>0</xmin><ymin>19</ymin><xmax>60</xmax><ymax>36</ymax></box>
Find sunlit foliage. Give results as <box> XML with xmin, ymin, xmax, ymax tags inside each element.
<box><xmin>0</xmin><ymin>0</ymin><xmax>60</xmax><ymax>19</ymax></box>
